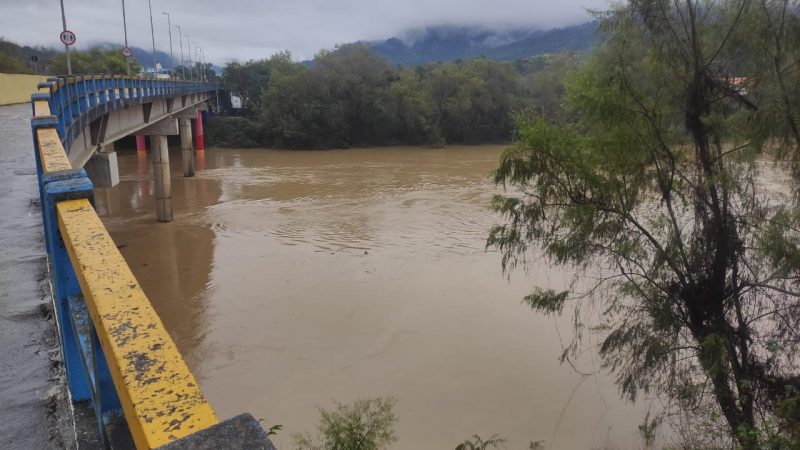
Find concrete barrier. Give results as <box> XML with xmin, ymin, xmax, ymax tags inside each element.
<box><xmin>1</xmin><ymin>73</ymin><xmax>49</xmax><ymax>105</ymax></box>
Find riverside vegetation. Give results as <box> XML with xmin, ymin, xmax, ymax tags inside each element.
<box><xmin>211</xmin><ymin>47</ymin><xmax>581</xmax><ymax>149</ymax></box>
<box><xmin>489</xmin><ymin>0</ymin><xmax>800</xmax><ymax>448</ymax></box>
<box><xmin>226</xmin><ymin>1</ymin><xmax>800</xmax><ymax>448</ymax></box>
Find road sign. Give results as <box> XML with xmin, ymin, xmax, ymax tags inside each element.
<box><xmin>122</xmin><ymin>47</ymin><xmax>133</xmax><ymax>57</ymax></box>
<box><xmin>60</xmin><ymin>30</ymin><xmax>76</xmax><ymax>46</ymax></box>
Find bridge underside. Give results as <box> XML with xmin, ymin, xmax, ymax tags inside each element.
<box><xmin>70</xmin><ymin>92</ymin><xmax>211</xmax><ymax>170</ymax></box>
<box><xmin>72</xmin><ymin>93</ymin><xmax>212</xmax><ymax>223</ymax></box>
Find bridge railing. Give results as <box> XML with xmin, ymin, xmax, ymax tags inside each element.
<box><xmin>29</xmin><ymin>78</ymin><xmax>275</xmax><ymax>449</ymax></box>
<box><xmin>37</xmin><ymin>75</ymin><xmax>216</xmax><ymax>154</ymax></box>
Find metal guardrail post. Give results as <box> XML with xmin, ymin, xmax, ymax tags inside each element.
<box><xmin>38</xmin><ymin>173</ymin><xmax>95</xmax><ymax>401</ymax></box>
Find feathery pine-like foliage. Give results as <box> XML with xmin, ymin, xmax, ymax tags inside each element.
<box><xmin>454</xmin><ymin>434</ymin><xmax>508</xmax><ymax>450</ymax></box>
<box><xmin>293</xmin><ymin>397</ymin><xmax>397</xmax><ymax>450</ymax></box>
<box><xmin>489</xmin><ymin>1</ymin><xmax>800</xmax><ymax>448</ymax></box>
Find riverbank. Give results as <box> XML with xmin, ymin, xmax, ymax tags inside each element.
<box><xmin>204</xmin><ymin>116</ymin><xmax>514</xmax><ymax>150</ymax></box>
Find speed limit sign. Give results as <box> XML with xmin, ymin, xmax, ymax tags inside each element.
<box><xmin>122</xmin><ymin>47</ymin><xmax>133</xmax><ymax>57</ymax></box>
<box><xmin>60</xmin><ymin>30</ymin><xmax>76</xmax><ymax>46</ymax></box>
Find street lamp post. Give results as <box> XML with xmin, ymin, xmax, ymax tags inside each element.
<box><xmin>200</xmin><ymin>47</ymin><xmax>208</xmax><ymax>81</ymax></box>
<box><xmin>162</xmin><ymin>12</ymin><xmax>173</xmax><ymax>69</ymax></box>
<box><xmin>185</xmin><ymin>33</ymin><xmax>192</xmax><ymax>80</ymax></box>
<box><xmin>59</xmin><ymin>0</ymin><xmax>72</xmax><ymax>75</ymax></box>
<box><xmin>193</xmin><ymin>41</ymin><xmax>199</xmax><ymax>81</ymax></box>
<box><xmin>199</xmin><ymin>47</ymin><xmax>204</xmax><ymax>82</ymax></box>
<box><xmin>147</xmin><ymin>0</ymin><xmax>157</xmax><ymax>74</ymax></box>
<box><xmin>121</xmin><ymin>0</ymin><xmax>130</xmax><ymax>76</ymax></box>
<box><xmin>175</xmin><ymin>24</ymin><xmax>185</xmax><ymax>79</ymax></box>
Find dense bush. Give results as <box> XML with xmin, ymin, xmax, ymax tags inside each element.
<box><xmin>220</xmin><ymin>46</ymin><xmax>581</xmax><ymax>149</ymax></box>
<box><xmin>205</xmin><ymin>116</ymin><xmax>264</xmax><ymax>148</ymax></box>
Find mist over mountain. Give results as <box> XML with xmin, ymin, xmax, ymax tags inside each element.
<box><xmin>93</xmin><ymin>43</ymin><xmax>222</xmax><ymax>72</ymax></box>
<box><xmin>93</xmin><ymin>43</ymin><xmax>174</xmax><ymax>70</ymax></box>
<box><xmin>367</xmin><ymin>21</ymin><xmax>597</xmax><ymax>65</ymax></box>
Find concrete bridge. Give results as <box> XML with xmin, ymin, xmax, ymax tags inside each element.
<box><xmin>29</xmin><ymin>75</ymin><xmax>276</xmax><ymax>449</ymax></box>
<box><xmin>40</xmin><ymin>74</ymin><xmax>213</xmax><ymax>222</ymax></box>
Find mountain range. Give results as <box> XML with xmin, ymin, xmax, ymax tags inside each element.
<box><xmin>366</xmin><ymin>21</ymin><xmax>597</xmax><ymax>66</ymax></box>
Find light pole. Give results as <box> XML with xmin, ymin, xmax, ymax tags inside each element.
<box><xmin>121</xmin><ymin>0</ymin><xmax>130</xmax><ymax>76</ymax></box>
<box><xmin>162</xmin><ymin>12</ymin><xmax>173</xmax><ymax>69</ymax></box>
<box><xmin>59</xmin><ymin>0</ymin><xmax>72</xmax><ymax>75</ymax></box>
<box><xmin>175</xmin><ymin>24</ymin><xmax>185</xmax><ymax>79</ymax></box>
<box><xmin>147</xmin><ymin>0</ymin><xmax>157</xmax><ymax>74</ymax></box>
<box><xmin>199</xmin><ymin>47</ymin><xmax>205</xmax><ymax>81</ymax></box>
<box><xmin>185</xmin><ymin>33</ymin><xmax>192</xmax><ymax>80</ymax></box>
<box><xmin>193</xmin><ymin>41</ymin><xmax>199</xmax><ymax>81</ymax></box>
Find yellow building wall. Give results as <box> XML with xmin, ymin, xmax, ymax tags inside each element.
<box><xmin>0</xmin><ymin>73</ymin><xmax>49</xmax><ymax>106</ymax></box>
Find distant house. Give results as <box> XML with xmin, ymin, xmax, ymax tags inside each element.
<box><xmin>230</xmin><ymin>95</ymin><xmax>242</xmax><ymax>109</ymax></box>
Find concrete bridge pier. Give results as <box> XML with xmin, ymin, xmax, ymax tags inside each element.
<box><xmin>179</xmin><ymin>118</ymin><xmax>195</xmax><ymax>177</ymax></box>
<box><xmin>140</xmin><ymin>118</ymin><xmax>180</xmax><ymax>222</ymax></box>
<box><xmin>136</xmin><ymin>134</ymin><xmax>147</xmax><ymax>153</ymax></box>
<box><xmin>193</xmin><ymin>110</ymin><xmax>205</xmax><ymax>151</ymax></box>
<box><xmin>84</xmin><ymin>146</ymin><xmax>120</xmax><ymax>188</ymax></box>
<box><xmin>151</xmin><ymin>135</ymin><xmax>173</xmax><ymax>222</ymax></box>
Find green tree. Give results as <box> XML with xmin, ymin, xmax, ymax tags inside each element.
<box><xmin>293</xmin><ymin>397</ymin><xmax>397</xmax><ymax>450</ymax></box>
<box><xmin>0</xmin><ymin>50</ymin><xmax>32</xmax><ymax>74</ymax></box>
<box><xmin>260</xmin><ymin>62</ymin><xmax>344</xmax><ymax>148</ymax></box>
<box><xmin>377</xmin><ymin>70</ymin><xmax>441</xmax><ymax>144</ymax></box>
<box><xmin>521</xmin><ymin>52</ymin><xmax>583</xmax><ymax>119</ymax></box>
<box><xmin>314</xmin><ymin>44</ymin><xmax>392</xmax><ymax>145</ymax></box>
<box><xmin>48</xmin><ymin>48</ymin><xmax>141</xmax><ymax>75</ymax></box>
<box><xmin>488</xmin><ymin>1</ymin><xmax>800</xmax><ymax>448</ymax></box>
<box><xmin>222</xmin><ymin>57</ymin><xmax>275</xmax><ymax>111</ymax></box>
<box><xmin>0</xmin><ymin>38</ymin><xmax>32</xmax><ymax>73</ymax></box>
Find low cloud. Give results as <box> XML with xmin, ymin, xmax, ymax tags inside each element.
<box><xmin>0</xmin><ymin>0</ymin><xmax>609</xmax><ymax>63</ymax></box>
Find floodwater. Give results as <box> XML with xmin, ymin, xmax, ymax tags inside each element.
<box><xmin>95</xmin><ymin>145</ymin><xmax>649</xmax><ymax>449</ymax></box>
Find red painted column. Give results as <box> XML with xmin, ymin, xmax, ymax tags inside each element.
<box><xmin>193</xmin><ymin>110</ymin><xmax>205</xmax><ymax>150</ymax></box>
<box><xmin>136</xmin><ymin>134</ymin><xmax>147</xmax><ymax>153</ymax></box>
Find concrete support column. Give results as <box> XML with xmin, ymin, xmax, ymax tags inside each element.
<box><xmin>85</xmin><ymin>143</ymin><xmax>119</xmax><ymax>188</ymax></box>
<box><xmin>179</xmin><ymin>118</ymin><xmax>195</xmax><ymax>177</ymax></box>
<box><xmin>151</xmin><ymin>135</ymin><xmax>173</xmax><ymax>222</ymax></box>
<box><xmin>85</xmin><ymin>150</ymin><xmax>120</xmax><ymax>188</ymax></box>
<box><xmin>136</xmin><ymin>134</ymin><xmax>147</xmax><ymax>153</ymax></box>
<box><xmin>193</xmin><ymin>110</ymin><xmax>205</xmax><ymax>150</ymax></box>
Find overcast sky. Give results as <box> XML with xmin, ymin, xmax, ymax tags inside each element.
<box><xmin>0</xmin><ymin>0</ymin><xmax>609</xmax><ymax>63</ymax></box>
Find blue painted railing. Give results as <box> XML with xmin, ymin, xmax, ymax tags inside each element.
<box><xmin>38</xmin><ymin>75</ymin><xmax>216</xmax><ymax>154</ymax></box>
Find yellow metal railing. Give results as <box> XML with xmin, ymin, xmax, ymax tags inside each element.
<box><xmin>56</xmin><ymin>198</ymin><xmax>219</xmax><ymax>448</ymax></box>
<box><xmin>30</xmin><ymin>77</ymin><xmax>273</xmax><ymax>449</ymax></box>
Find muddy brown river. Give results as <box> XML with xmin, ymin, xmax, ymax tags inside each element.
<box><xmin>94</xmin><ymin>145</ymin><xmax>647</xmax><ymax>449</ymax></box>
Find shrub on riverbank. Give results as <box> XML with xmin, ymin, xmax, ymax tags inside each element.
<box><xmin>205</xmin><ymin>116</ymin><xmax>264</xmax><ymax>148</ymax></box>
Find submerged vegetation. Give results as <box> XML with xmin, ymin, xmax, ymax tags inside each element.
<box><xmin>489</xmin><ymin>0</ymin><xmax>800</xmax><ymax>448</ymax></box>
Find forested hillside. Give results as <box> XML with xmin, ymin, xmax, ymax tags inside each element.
<box><xmin>368</xmin><ymin>22</ymin><xmax>596</xmax><ymax>66</ymax></box>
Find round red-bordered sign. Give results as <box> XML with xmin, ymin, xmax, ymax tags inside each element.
<box><xmin>60</xmin><ymin>30</ymin><xmax>76</xmax><ymax>46</ymax></box>
<box><xmin>122</xmin><ymin>47</ymin><xmax>133</xmax><ymax>57</ymax></box>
